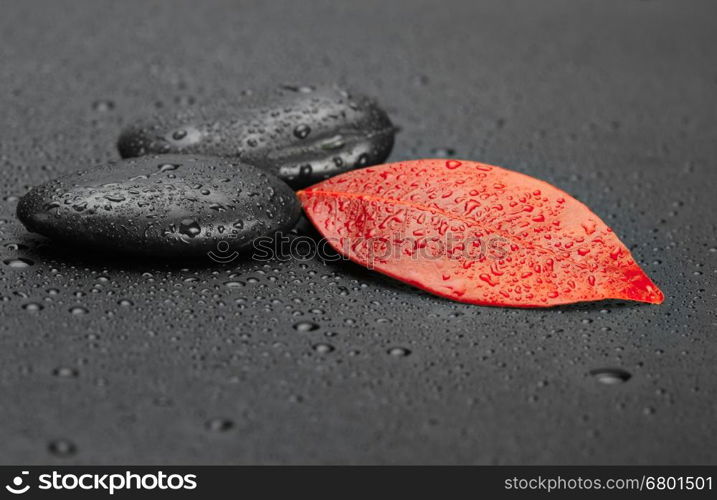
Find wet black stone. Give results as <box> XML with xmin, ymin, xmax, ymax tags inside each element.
<box><xmin>16</xmin><ymin>155</ymin><xmax>300</xmax><ymax>257</ymax></box>
<box><xmin>117</xmin><ymin>85</ymin><xmax>396</xmax><ymax>188</ymax></box>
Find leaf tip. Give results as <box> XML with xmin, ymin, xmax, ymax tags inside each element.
<box><xmin>646</xmin><ymin>285</ymin><xmax>665</xmax><ymax>305</ymax></box>
<box><xmin>621</xmin><ymin>265</ymin><xmax>664</xmax><ymax>304</ymax></box>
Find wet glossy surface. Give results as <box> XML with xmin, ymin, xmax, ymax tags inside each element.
<box><xmin>299</xmin><ymin>159</ymin><xmax>663</xmax><ymax>306</ymax></box>
<box><xmin>117</xmin><ymin>85</ymin><xmax>395</xmax><ymax>188</ymax></box>
<box><xmin>17</xmin><ymin>155</ymin><xmax>300</xmax><ymax>257</ymax></box>
<box><xmin>0</xmin><ymin>0</ymin><xmax>715</xmax><ymax>464</ymax></box>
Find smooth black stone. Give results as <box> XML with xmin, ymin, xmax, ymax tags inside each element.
<box><xmin>16</xmin><ymin>155</ymin><xmax>301</xmax><ymax>257</ymax></box>
<box><xmin>117</xmin><ymin>85</ymin><xmax>396</xmax><ymax>188</ymax></box>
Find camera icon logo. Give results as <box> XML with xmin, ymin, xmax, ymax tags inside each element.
<box><xmin>5</xmin><ymin>471</ymin><xmax>30</xmax><ymax>494</ymax></box>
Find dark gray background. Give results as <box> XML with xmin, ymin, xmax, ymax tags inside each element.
<box><xmin>0</xmin><ymin>0</ymin><xmax>715</xmax><ymax>464</ymax></box>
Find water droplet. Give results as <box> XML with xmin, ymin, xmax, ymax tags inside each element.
<box><xmin>205</xmin><ymin>418</ymin><xmax>234</xmax><ymax>432</ymax></box>
<box><xmin>313</xmin><ymin>343</ymin><xmax>334</xmax><ymax>354</ymax></box>
<box><xmin>293</xmin><ymin>321</ymin><xmax>319</xmax><ymax>332</ymax></box>
<box><xmin>4</xmin><ymin>242</ymin><xmax>29</xmax><ymax>251</ymax></box>
<box><xmin>158</xmin><ymin>163</ymin><xmax>179</xmax><ymax>172</ymax></box>
<box><xmin>92</xmin><ymin>99</ymin><xmax>114</xmax><ymax>112</ymax></box>
<box><xmin>299</xmin><ymin>164</ymin><xmax>313</xmax><ymax>178</ymax></box>
<box><xmin>293</xmin><ymin>124</ymin><xmax>311</xmax><ymax>139</ymax></box>
<box><xmin>172</xmin><ymin>129</ymin><xmax>188</xmax><ymax>140</ymax></box>
<box><xmin>320</xmin><ymin>135</ymin><xmax>345</xmax><ymax>150</ymax></box>
<box><xmin>103</xmin><ymin>194</ymin><xmax>126</xmax><ymax>202</ymax></box>
<box><xmin>445</xmin><ymin>160</ymin><xmax>462</xmax><ymax>169</ymax></box>
<box><xmin>479</xmin><ymin>273</ymin><xmax>498</xmax><ymax>286</ymax></box>
<box><xmin>3</xmin><ymin>258</ymin><xmax>34</xmax><ymax>268</ymax></box>
<box><xmin>53</xmin><ymin>367</ymin><xmax>79</xmax><ymax>378</ymax></box>
<box><xmin>388</xmin><ymin>347</ymin><xmax>411</xmax><ymax>357</ymax></box>
<box><xmin>281</xmin><ymin>84</ymin><xmax>314</xmax><ymax>93</ymax></box>
<box><xmin>22</xmin><ymin>302</ymin><xmax>43</xmax><ymax>312</ymax></box>
<box><xmin>69</xmin><ymin>306</ymin><xmax>89</xmax><ymax>315</ymax></box>
<box><xmin>356</xmin><ymin>153</ymin><xmax>369</xmax><ymax>167</ymax></box>
<box><xmin>590</xmin><ymin>368</ymin><xmax>631</xmax><ymax>385</ymax></box>
<box><xmin>431</xmin><ymin>147</ymin><xmax>456</xmax><ymax>156</ymax></box>
<box><xmin>179</xmin><ymin>219</ymin><xmax>201</xmax><ymax>238</ymax></box>
<box><xmin>581</xmin><ymin>220</ymin><xmax>597</xmax><ymax>235</ymax></box>
<box><xmin>48</xmin><ymin>439</ymin><xmax>77</xmax><ymax>457</ymax></box>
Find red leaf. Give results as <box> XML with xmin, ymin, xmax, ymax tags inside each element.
<box><xmin>297</xmin><ymin>159</ymin><xmax>664</xmax><ymax>307</ymax></box>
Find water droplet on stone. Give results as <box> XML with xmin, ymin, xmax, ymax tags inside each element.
<box><xmin>172</xmin><ymin>129</ymin><xmax>188</xmax><ymax>140</ymax></box>
<box><xmin>320</xmin><ymin>135</ymin><xmax>345</xmax><ymax>150</ymax></box>
<box><xmin>3</xmin><ymin>258</ymin><xmax>33</xmax><ymax>268</ymax></box>
<box><xmin>356</xmin><ymin>153</ymin><xmax>369</xmax><ymax>166</ymax></box>
<box><xmin>293</xmin><ymin>124</ymin><xmax>311</xmax><ymax>139</ymax></box>
<box><xmin>299</xmin><ymin>164</ymin><xmax>313</xmax><ymax>178</ymax></box>
<box><xmin>118</xmin><ymin>86</ymin><xmax>394</xmax><ymax>188</ymax></box>
<box><xmin>179</xmin><ymin>219</ymin><xmax>201</xmax><ymax>238</ymax></box>
<box><xmin>103</xmin><ymin>194</ymin><xmax>126</xmax><ymax>202</ymax></box>
<box><xmin>4</xmin><ymin>242</ymin><xmax>29</xmax><ymax>251</ymax></box>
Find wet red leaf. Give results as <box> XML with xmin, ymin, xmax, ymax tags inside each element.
<box><xmin>297</xmin><ymin>159</ymin><xmax>664</xmax><ymax>307</ymax></box>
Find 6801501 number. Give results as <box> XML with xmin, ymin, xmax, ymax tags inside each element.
<box><xmin>645</xmin><ymin>476</ymin><xmax>712</xmax><ymax>490</ymax></box>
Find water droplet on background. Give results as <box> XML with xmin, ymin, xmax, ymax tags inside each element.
<box><xmin>313</xmin><ymin>343</ymin><xmax>334</xmax><ymax>354</ymax></box>
<box><xmin>92</xmin><ymin>99</ymin><xmax>114</xmax><ymax>112</ymax></box>
<box><xmin>293</xmin><ymin>321</ymin><xmax>319</xmax><ymax>332</ymax></box>
<box><xmin>53</xmin><ymin>367</ymin><xmax>79</xmax><ymax>378</ymax></box>
<box><xmin>205</xmin><ymin>418</ymin><xmax>234</xmax><ymax>432</ymax></box>
<box><xmin>48</xmin><ymin>439</ymin><xmax>77</xmax><ymax>457</ymax></box>
<box><xmin>3</xmin><ymin>258</ymin><xmax>34</xmax><ymax>269</ymax></box>
<box><xmin>388</xmin><ymin>347</ymin><xmax>411</xmax><ymax>357</ymax></box>
<box><xmin>69</xmin><ymin>306</ymin><xmax>89</xmax><ymax>315</ymax></box>
<box><xmin>590</xmin><ymin>368</ymin><xmax>631</xmax><ymax>385</ymax></box>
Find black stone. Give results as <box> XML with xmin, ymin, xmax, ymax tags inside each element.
<box><xmin>117</xmin><ymin>85</ymin><xmax>396</xmax><ymax>188</ymax></box>
<box><xmin>16</xmin><ymin>155</ymin><xmax>300</xmax><ymax>257</ymax></box>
